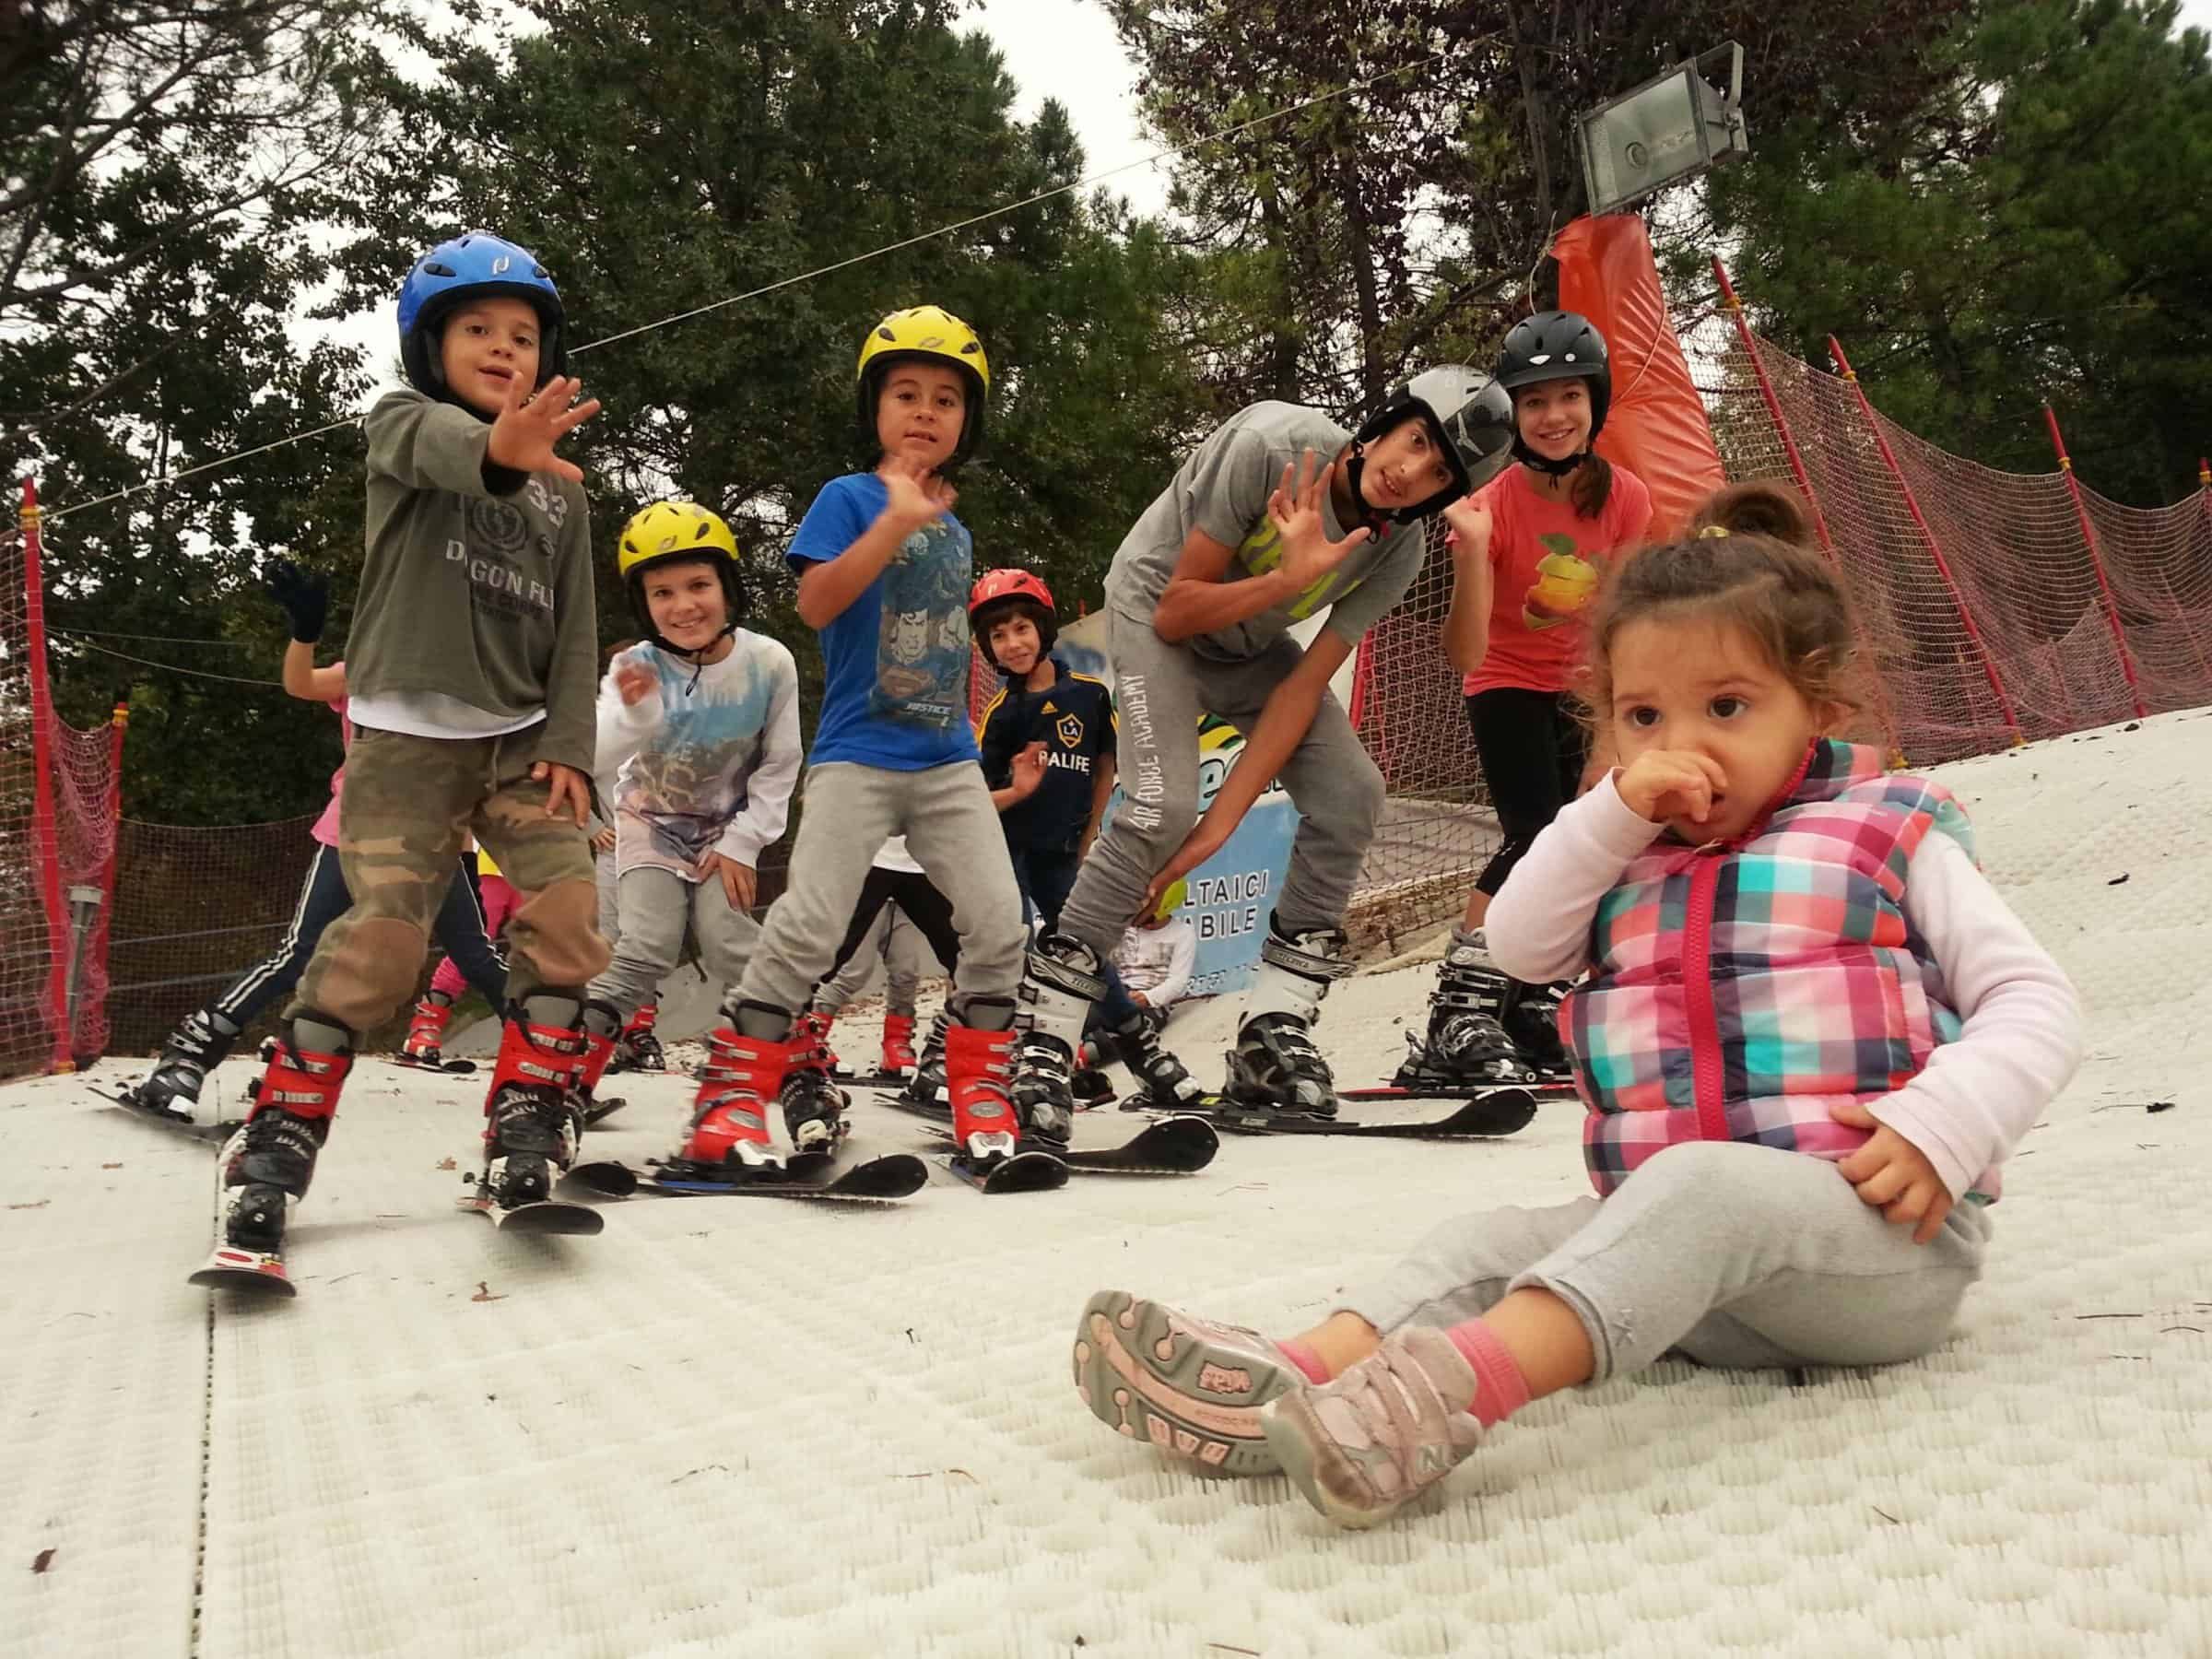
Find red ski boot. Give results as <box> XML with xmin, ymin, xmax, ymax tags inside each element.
<box><xmin>781</xmin><ymin>1010</ymin><xmax>847</xmax><ymax>1154</ymax></box>
<box><xmin>881</xmin><ymin>1012</ymin><xmax>917</xmax><ymax>1077</ymax></box>
<box><xmin>477</xmin><ymin>1007</ymin><xmax>590</xmax><ymax>1206</ymax></box>
<box><xmin>402</xmin><ymin>992</ymin><xmax>453</xmax><ymax>1064</ymax></box>
<box><xmin>223</xmin><ymin>1035</ymin><xmax>349</xmax><ymax>1256</ymax></box>
<box><xmin>946</xmin><ymin>1021</ymin><xmax>1067</xmax><ymax>1192</ymax></box>
<box><xmin>677</xmin><ymin>1023</ymin><xmax>792</xmax><ymax>1174</ymax></box>
<box><xmin>611</xmin><ymin>1000</ymin><xmax>665</xmax><ymax>1073</ymax></box>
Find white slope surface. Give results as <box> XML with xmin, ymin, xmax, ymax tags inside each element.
<box><xmin>5</xmin><ymin>711</ymin><xmax>2208</xmax><ymax>1658</ymax></box>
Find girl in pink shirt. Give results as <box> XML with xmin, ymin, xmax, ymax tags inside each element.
<box><xmin>1400</xmin><ymin>312</ymin><xmax>1652</xmax><ymax>1092</ymax></box>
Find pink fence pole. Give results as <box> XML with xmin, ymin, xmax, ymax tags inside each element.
<box><xmin>2043</xmin><ymin>406</ymin><xmax>2147</xmax><ymax>720</ymax></box>
<box><xmin>1828</xmin><ymin>337</ymin><xmax>2024</xmax><ymax>749</ymax></box>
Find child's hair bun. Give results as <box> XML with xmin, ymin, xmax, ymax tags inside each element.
<box><xmin>1688</xmin><ymin>481</ymin><xmax>1812</xmax><ymax>547</ymax></box>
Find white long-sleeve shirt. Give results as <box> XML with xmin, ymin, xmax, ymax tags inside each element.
<box><xmin>595</xmin><ymin>633</ymin><xmax>802</xmax><ymax>878</ymax></box>
<box><xmin>1487</xmin><ymin>773</ymin><xmax>2084</xmax><ymax>1202</ymax></box>
<box><xmin>1112</xmin><ymin>916</ymin><xmax>1198</xmax><ymax>1006</ymax></box>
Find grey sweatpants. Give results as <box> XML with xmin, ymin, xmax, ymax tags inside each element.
<box><xmin>1343</xmin><ymin>1141</ymin><xmax>1994</xmax><ymax>1382</ymax></box>
<box><xmin>1056</xmin><ymin>607</ymin><xmax>1384</xmax><ymax>959</ymax></box>
<box><xmin>735</xmin><ymin>761</ymin><xmax>1023</xmax><ymax>1018</ymax></box>
<box><xmin>589</xmin><ymin>865</ymin><xmax>759</xmax><ymax>1021</ymax></box>
<box><xmin>814</xmin><ymin>902</ymin><xmax>928</xmax><ymax>1018</ymax></box>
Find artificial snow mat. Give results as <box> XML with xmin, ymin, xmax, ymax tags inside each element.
<box><xmin>4</xmin><ymin>709</ymin><xmax>2207</xmax><ymax>1656</ymax></box>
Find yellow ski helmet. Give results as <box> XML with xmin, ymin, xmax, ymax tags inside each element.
<box><xmin>855</xmin><ymin>304</ymin><xmax>991</xmax><ymax>464</ymax></box>
<box><xmin>616</xmin><ymin>500</ymin><xmax>745</xmax><ymax>655</ymax></box>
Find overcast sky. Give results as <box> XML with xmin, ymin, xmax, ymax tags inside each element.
<box><xmin>311</xmin><ymin>0</ymin><xmax>2212</xmax><ymax>385</ymax></box>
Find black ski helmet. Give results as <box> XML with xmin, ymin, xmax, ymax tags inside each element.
<box><xmin>1346</xmin><ymin>366</ymin><xmax>1517</xmax><ymax>524</ymax></box>
<box><xmin>1495</xmin><ymin>312</ymin><xmax>1611</xmax><ymax>477</ymax></box>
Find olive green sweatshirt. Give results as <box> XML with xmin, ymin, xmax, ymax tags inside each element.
<box><xmin>345</xmin><ymin>388</ymin><xmax>597</xmax><ymax>772</ymax></box>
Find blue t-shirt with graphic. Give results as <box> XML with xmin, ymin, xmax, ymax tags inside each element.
<box><xmin>787</xmin><ymin>471</ymin><xmax>979</xmax><ymax>771</ymax></box>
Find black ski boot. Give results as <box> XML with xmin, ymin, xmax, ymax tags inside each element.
<box><xmin>615</xmin><ymin>1027</ymin><xmax>665</xmax><ymax>1073</ymax></box>
<box><xmin>780</xmin><ymin>1011</ymin><xmax>847</xmax><ymax>1154</ymax></box>
<box><xmin>1501</xmin><ymin>978</ymin><xmax>1575</xmax><ymax>1081</ymax></box>
<box><xmin>1010</xmin><ymin>934</ymin><xmax>1106</xmax><ymax>1145</ymax></box>
<box><xmin>129</xmin><ymin>1008</ymin><xmax>240</xmax><ymax>1124</ymax></box>
<box><xmin>1220</xmin><ymin>924</ymin><xmax>1354</xmax><ymax>1117</ymax></box>
<box><xmin>478</xmin><ymin>1001</ymin><xmax>589</xmax><ymax>1207</ymax></box>
<box><xmin>902</xmin><ymin>1010</ymin><xmax>949</xmax><ymax>1107</ymax></box>
<box><xmin>1108</xmin><ymin>1009</ymin><xmax>1207</xmax><ymax>1111</ymax></box>
<box><xmin>1394</xmin><ymin>928</ymin><xmax>1535</xmax><ymax>1088</ymax></box>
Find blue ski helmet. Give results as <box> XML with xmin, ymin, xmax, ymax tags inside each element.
<box><xmin>396</xmin><ymin>231</ymin><xmax>566</xmax><ymax>397</ymax></box>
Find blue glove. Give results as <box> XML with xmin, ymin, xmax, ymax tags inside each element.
<box><xmin>265</xmin><ymin>558</ymin><xmax>328</xmax><ymax>643</ymax></box>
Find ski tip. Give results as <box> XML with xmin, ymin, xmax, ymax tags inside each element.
<box><xmin>565</xmin><ymin>1160</ymin><xmax>641</xmax><ymax>1197</ymax></box>
<box><xmin>187</xmin><ymin>1248</ymin><xmax>296</xmax><ymax>1296</ymax></box>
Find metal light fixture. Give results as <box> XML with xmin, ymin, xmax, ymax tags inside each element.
<box><xmin>1576</xmin><ymin>42</ymin><xmax>1750</xmax><ymax>216</ymax></box>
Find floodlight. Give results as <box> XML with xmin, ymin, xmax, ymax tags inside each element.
<box><xmin>1576</xmin><ymin>43</ymin><xmax>1749</xmax><ymax>217</ymax></box>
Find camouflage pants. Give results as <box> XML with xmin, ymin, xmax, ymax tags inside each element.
<box><xmin>289</xmin><ymin>724</ymin><xmax>610</xmax><ymax>1037</ymax></box>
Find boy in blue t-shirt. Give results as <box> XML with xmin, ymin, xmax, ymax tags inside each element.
<box><xmin>670</xmin><ymin>305</ymin><xmax>1041</xmax><ymax>1171</ymax></box>
<box><xmin>971</xmin><ymin>570</ymin><xmax>1116</xmax><ymax>932</ymax></box>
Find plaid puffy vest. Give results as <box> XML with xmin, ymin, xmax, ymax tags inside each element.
<box><xmin>1565</xmin><ymin>739</ymin><xmax>1974</xmax><ymax>1197</ymax></box>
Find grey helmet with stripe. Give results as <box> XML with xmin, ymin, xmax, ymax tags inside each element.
<box><xmin>1347</xmin><ymin>366</ymin><xmax>1517</xmax><ymax>524</ymax></box>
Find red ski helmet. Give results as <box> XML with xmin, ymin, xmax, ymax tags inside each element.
<box><xmin>969</xmin><ymin>569</ymin><xmax>1057</xmax><ymax>669</ymax></box>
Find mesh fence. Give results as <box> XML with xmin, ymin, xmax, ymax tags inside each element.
<box><xmin>0</xmin><ymin>512</ymin><xmax>126</xmax><ymax>1080</ymax></box>
<box><xmin>101</xmin><ymin>816</ymin><xmax>323</xmax><ymax>1059</ymax></box>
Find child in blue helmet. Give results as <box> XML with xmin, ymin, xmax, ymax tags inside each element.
<box><xmin>218</xmin><ymin>231</ymin><xmax>611</xmax><ymax>1281</ymax></box>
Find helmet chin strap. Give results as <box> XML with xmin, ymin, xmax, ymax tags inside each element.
<box><xmin>1513</xmin><ymin>441</ymin><xmax>1588</xmax><ymax>479</ymax></box>
<box><xmin>1340</xmin><ymin>442</ymin><xmax>1420</xmax><ymax>530</ymax></box>
<box><xmin>655</xmin><ymin>619</ymin><xmax>741</xmax><ymax>697</ymax></box>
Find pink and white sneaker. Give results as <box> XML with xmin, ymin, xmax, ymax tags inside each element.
<box><xmin>1072</xmin><ymin>1290</ymin><xmax>1305</xmax><ymax>1476</ymax></box>
<box><xmin>1261</xmin><ymin>1325</ymin><xmax>1486</xmax><ymax>1528</ymax></box>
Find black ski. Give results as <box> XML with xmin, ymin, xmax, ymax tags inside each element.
<box><xmin>564</xmin><ymin>1152</ymin><xmax>927</xmax><ymax>1202</ymax></box>
<box><xmin>1132</xmin><ymin>1089</ymin><xmax>1540</xmax><ymax>1138</ymax></box>
<box><xmin>455</xmin><ymin>1182</ymin><xmax>605</xmax><ymax>1233</ymax></box>
<box><xmin>184</xmin><ymin>1137</ymin><xmax>296</xmax><ymax>1295</ymax></box>
<box><xmin>1338</xmin><ymin>1080</ymin><xmax>1576</xmax><ymax>1104</ymax></box>
<box><xmin>1059</xmin><ymin>1113</ymin><xmax>1218</xmax><ymax>1174</ymax></box>
<box><xmin>831</xmin><ymin>1068</ymin><xmax>912</xmax><ymax>1091</ymax></box>
<box><xmin>389</xmin><ymin>1054</ymin><xmax>477</xmax><ymax>1075</ymax></box>
<box><xmin>947</xmin><ymin>1148</ymin><xmax>1068</xmax><ymax>1194</ymax></box>
<box><xmin>91</xmin><ymin>1083</ymin><xmax>237</xmax><ymax>1141</ymax></box>
<box><xmin>874</xmin><ymin>1088</ymin><xmax>1182</xmax><ymax>1184</ymax></box>
<box><xmin>187</xmin><ymin>1242</ymin><xmax>297</xmax><ymax>1296</ymax></box>
<box><xmin>582</xmin><ymin>1096</ymin><xmax>627</xmax><ymax>1126</ymax></box>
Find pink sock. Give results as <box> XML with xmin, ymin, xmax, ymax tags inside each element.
<box><xmin>1276</xmin><ymin>1337</ymin><xmax>1332</xmax><ymax>1385</ymax></box>
<box><xmin>1445</xmin><ymin>1320</ymin><xmax>1533</xmax><ymax>1428</ymax></box>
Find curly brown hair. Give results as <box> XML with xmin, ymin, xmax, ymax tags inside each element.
<box><xmin>1580</xmin><ymin>519</ymin><xmax>1865</xmax><ymax>726</ymax></box>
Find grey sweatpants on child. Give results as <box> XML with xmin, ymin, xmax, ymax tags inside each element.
<box><xmin>589</xmin><ymin>866</ymin><xmax>759</xmax><ymax>1020</ymax></box>
<box><xmin>735</xmin><ymin>761</ymin><xmax>1022</xmax><ymax>1018</ymax></box>
<box><xmin>815</xmin><ymin>902</ymin><xmax>928</xmax><ymax>1018</ymax></box>
<box><xmin>1055</xmin><ymin>609</ymin><xmax>1384</xmax><ymax>961</ymax></box>
<box><xmin>1344</xmin><ymin>1141</ymin><xmax>1994</xmax><ymax>1380</ymax></box>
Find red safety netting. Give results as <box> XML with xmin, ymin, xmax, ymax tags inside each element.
<box><xmin>1681</xmin><ymin>305</ymin><xmax>2212</xmax><ymax>762</ymax></box>
<box><xmin>1347</xmin><ymin>285</ymin><xmax>2212</xmax><ymax>909</ymax></box>
<box><xmin>0</xmin><ymin>494</ymin><xmax>125</xmax><ymax>1080</ymax></box>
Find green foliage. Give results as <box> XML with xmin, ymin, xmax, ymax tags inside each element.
<box><xmin>1111</xmin><ymin>0</ymin><xmax>1967</xmax><ymax>413</ymax></box>
<box><xmin>323</xmin><ymin>0</ymin><xmax>1216</xmax><ymax>737</ymax></box>
<box><xmin>0</xmin><ymin>0</ymin><xmax>427</xmax><ymax>820</ymax></box>
<box><xmin>1689</xmin><ymin>0</ymin><xmax>2212</xmax><ymax>503</ymax></box>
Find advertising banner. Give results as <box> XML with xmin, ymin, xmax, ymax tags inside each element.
<box><xmin>1053</xmin><ymin>614</ymin><xmax>1300</xmax><ymax>998</ymax></box>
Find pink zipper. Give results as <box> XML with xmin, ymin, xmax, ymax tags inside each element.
<box><xmin>1681</xmin><ymin>851</ymin><xmax>1731</xmax><ymax>1142</ymax></box>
